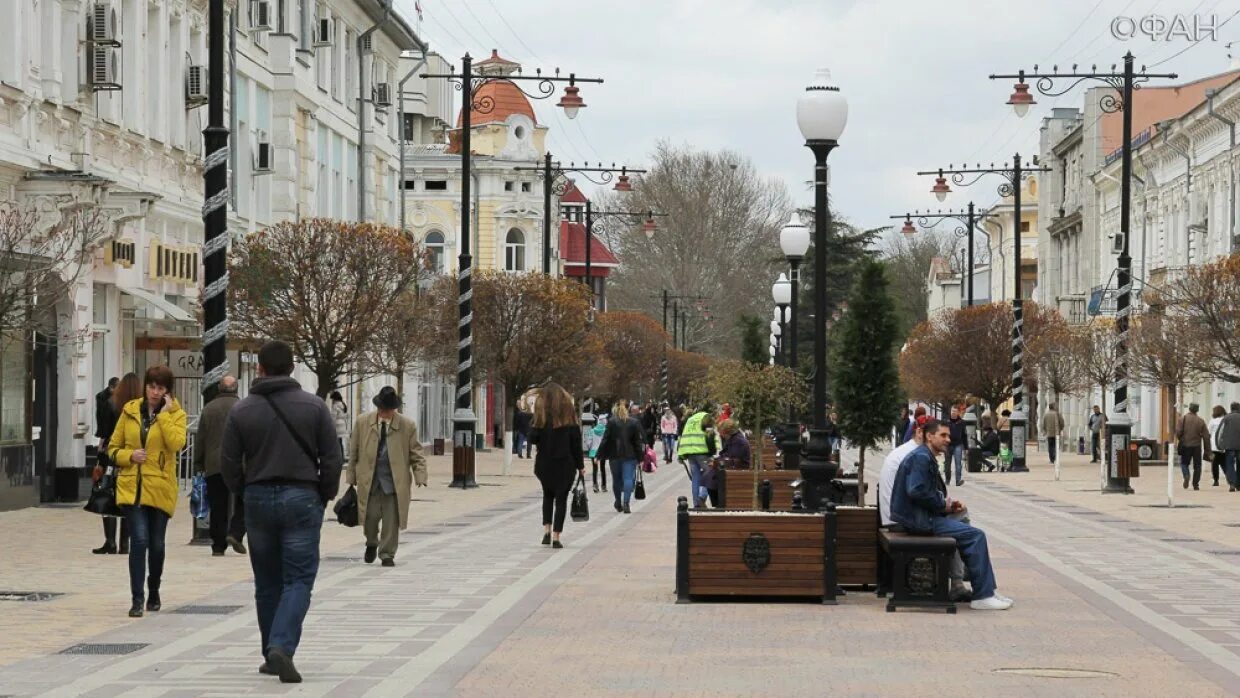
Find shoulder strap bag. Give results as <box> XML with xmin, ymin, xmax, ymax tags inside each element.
<box><xmin>261</xmin><ymin>394</ymin><xmax>321</xmax><ymax>470</ymax></box>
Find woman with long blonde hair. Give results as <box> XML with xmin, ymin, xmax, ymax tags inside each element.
<box><xmin>597</xmin><ymin>399</ymin><xmax>645</xmax><ymax>513</ymax></box>
<box><xmin>529</xmin><ymin>383</ymin><xmax>584</xmax><ymax>548</ymax></box>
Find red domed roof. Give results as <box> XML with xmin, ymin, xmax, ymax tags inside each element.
<box><xmin>454</xmin><ymin>80</ymin><xmax>537</xmax><ymax>128</ymax></box>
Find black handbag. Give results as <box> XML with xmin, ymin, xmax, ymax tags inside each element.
<box><xmin>570</xmin><ymin>472</ymin><xmax>590</xmax><ymax>522</ymax></box>
<box><xmin>634</xmin><ymin>468</ymin><xmax>646</xmax><ymax>500</ymax></box>
<box><xmin>333</xmin><ymin>485</ymin><xmax>359</xmax><ymax>527</ymax></box>
<box><xmin>83</xmin><ymin>466</ymin><xmax>123</xmax><ymax>517</ymax></box>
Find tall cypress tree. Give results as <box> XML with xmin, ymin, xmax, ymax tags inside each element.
<box><xmin>737</xmin><ymin>314</ymin><xmax>766</xmax><ymax>366</ymax></box>
<box><xmin>830</xmin><ymin>259</ymin><xmax>901</xmax><ymax>497</ymax></box>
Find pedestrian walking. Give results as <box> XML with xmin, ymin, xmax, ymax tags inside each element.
<box><xmin>1040</xmin><ymin>403</ymin><xmax>1065</xmax><ymax>467</ymax></box>
<box><xmin>107</xmin><ymin>366</ymin><xmax>186</xmax><ymax>618</ymax></box>
<box><xmin>597</xmin><ymin>399</ymin><xmax>644</xmax><ymax>513</ymax></box>
<box><xmin>220</xmin><ymin>340</ymin><xmax>342</xmax><ymax>684</ymax></box>
<box><xmin>895</xmin><ymin>406</ymin><xmax>910</xmax><ymax>446</ymax></box>
<box><xmin>589</xmin><ymin>413</ymin><xmax>608</xmax><ymax>493</ymax></box>
<box><xmin>346</xmin><ymin>386</ymin><xmax>428</xmax><ymax>567</ymax></box>
<box><xmin>330</xmin><ymin>391</ymin><xmax>349</xmax><ymax>457</ymax></box>
<box><xmin>513</xmin><ymin>401</ymin><xmax>533</xmax><ymax>459</ymax></box>
<box><xmin>947</xmin><ymin>406</ymin><xmax>966</xmax><ymax>486</ymax></box>
<box><xmin>193</xmin><ymin>375</ymin><xmax>246</xmax><ymax>556</ymax></box>
<box><xmin>678</xmin><ymin>404</ymin><xmax>716</xmax><ymax>508</ymax></box>
<box><xmin>641</xmin><ymin>402</ymin><xmax>659</xmax><ymax>449</ymax></box>
<box><xmin>93</xmin><ymin>374</ymin><xmax>134</xmax><ymax>555</ymax></box>
<box><xmin>1208</xmin><ymin>405</ymin><xmax>1226</xmax><ymax>487</ymax></box>
<box><xmin>1217</xmin><ymin>402</ymin><xmax>1240</xmax><ymax>492</ymax></box>
<box><xmin>529</xmin><ymin>383</ymin><xmax>585</xmax><ymax>548</ymax></box>
<box><xmin>1175</xmin><ymin>403</ymin><xmax>1209</xmax><ymax>490</ymax></box>
<box><xmin>1087</xmin><ymin>406</ymin><xmax>1105</xmax><ymax>462</ymax></box>
<box><xmin>660</xmin><ymin>405</ymin><xmax>679</xmax><ymax>463</ymax></box>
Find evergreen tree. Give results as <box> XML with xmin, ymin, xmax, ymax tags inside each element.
<box><xmin>737</xmin><ymin>314</ymin><xmax>766</xmax><ymax>365</ymax></box>
<box><xmin>830</xmin><ymin>259</ymin><xmax>901</xmax><ymax>498</ymax></box>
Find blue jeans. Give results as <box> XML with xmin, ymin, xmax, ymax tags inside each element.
<box><xmin>950</xmin><ymin>445</ymin><xmax>964</xmax><ymax>483</ymax></box>
<box><xmin>686</xmin><ymin>455</ymin><xmax>710</xmax><ymax>505</ymax></box>
<box><xmin>245</xmin><ymin>484</ymin><xmax>324</xmax><ymax>658</ymax></box>
<box><xmin>1224</xmin><ymin>451</ymin><xmax>1238</xmax><ymax>487</ymax></box>
<box><xmin>513</xmin><ymin>431</ymin><xmax>529</xmax><ymax>456</ymax></box>
<box><xmin>610</xmin><ymin>458</ymin><xmax>638</xmax><ymax>506</ymax></box>
<box><xmin>125</xmin><ymin>505</ymin><xmax>169</xmax><ymax>604</ymax></box>
<box><xmin>661</xmin><ymin>434</ymin><xmax>676</xmax><ymax>460</ymax></box>
<box><xmin>931</xmin><ymin>516</ymin><xmax>997</xmax><ymax>600</ymax></box>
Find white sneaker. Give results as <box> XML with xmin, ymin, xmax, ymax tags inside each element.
<box><xmin>970</xmin><ymin>595</ymin><xmax>1012</xmax><ymax>611</ymax></box>
<box><xmin>994</xmin><ymin>593</ymin><xmax>1014</xmax><ymax>605</ymax></box>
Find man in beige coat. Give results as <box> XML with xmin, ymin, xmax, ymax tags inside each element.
<box><xmin>347</xmin><ymin>387</ymin><xmax>428</xmax><ymax>567</ymax></box>
<box><xmin>1040</xmin><ymin>403</ymin><xmax>1065</xmax><ymax>466</ymax></box>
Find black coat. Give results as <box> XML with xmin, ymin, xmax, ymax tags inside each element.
<box><xmin>598</xmin><ymin>417</ymin><xmax>644</xmax><ymax>462</ymax></box>
<box><xmin>95</xmin><ymin>388</ymin><xmax>115</xmax><ymax>440</ymax></box>
<box><xmin>530</xmin><ymin>425</ymin><xmax>583</xmax><ymax>491</ymax></box>
<box><xmin>513</xmin><ymin>410</ymin><xmax>533</xmax><ymax>435</ymax></box>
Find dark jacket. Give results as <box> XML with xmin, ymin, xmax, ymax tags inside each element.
<box><xmin>514</xmin><ymin>410</ymin><xmax>533</xmax><ymax>435</ymax></box>
<box><xmin>947</xmin><ymin>417</ymin><xmax>966</xmax><ymax>448</ymax></box>
<box><xmin>896</xmin><ymin>416</ymin><xmax>911</xmax><ymax>445</ymax></box>
<box><xmin>94</xmin><ymin>388</ymin><xmax>114</xmax><ymax>440</ymax></box>
<box><xmin>717</xmin><ymin>431</ymin><xmax>751</xmax><ymax>469</ymax></box>
<box><xmin>220</xmin><ymin>376</ymin><xmax>342</xmax><ymax>503</ymax></box>
<box><xmin>193</xmin><ymin>392</ymin><xmax>239</xmax><ymax>477</ymax></box>
<box><xmin>1219</xmin><ymin>410</ymin><xmax>1240</xmax><ymax>452</ymax></box>
<box><xmin>889</xmin><ymin>445</ymin><xmax>947</xmax><ymax>534</ymax></box>
<box><xmin>597</xmin><ymin>416</ymin><xmax>644</xmax><ymax>462</ymax></box>
<box><xmin>530</xmin><ymin>425</ymin><xmax>584</xmax><ymax>491</ymax></box>
<box><xmin>978</xmin><ymin>430</ymin><xmax>1000</xmax><ymax>455</ymax></box>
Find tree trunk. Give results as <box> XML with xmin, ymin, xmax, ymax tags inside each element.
<box><xmin>857</xmin><ymin>445</ymin><xmax>867</xmax><ymax>507</ymax></box>
<box><xmin>502</xmin><ymin>385</ymin><xmax>519</xmax><ymax>476</ymax></box>
<box><xmin>395</xmin><ymin>362</ymin><xmax>406</xmax><ymax>407</ymax></box>
<box><xmin>314</xmin><ymin>364</ymin><xmax>340</xmax><ymax>399</ymax></box>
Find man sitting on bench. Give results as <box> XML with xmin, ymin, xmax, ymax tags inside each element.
<box><xmin>890</xmin><ymin>420</ymin><xmax>1013</xmax><ymax>611</ymax></box>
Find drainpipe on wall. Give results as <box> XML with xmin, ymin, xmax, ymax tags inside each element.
<box><xmin>229</xmin><ymin>9</ymin><xmax>238</xmax><ymax>211</ymax></box>
<box><xmin>357</xmin><ymin>1</ymin><xmax>393</xmax><ymax>223</ymax></box>
<box><xmin>1205</xmin><ymin>88</ymin><xmax>1237</xmax><ymax>254</ymax></box>
<box><xmin>397</xmin><ymin>48</ymin><xmax>428</xmax><ymax>233</ymax></box>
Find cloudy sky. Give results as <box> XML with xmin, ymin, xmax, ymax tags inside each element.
<box><xmin>395</xmin><ymin>0</ymin><xmax>1237</xmax><ymax>231</ymax></box>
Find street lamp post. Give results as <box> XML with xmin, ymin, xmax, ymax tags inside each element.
<box><xmin>513</xmin><ymin>158</ymin><xmax>645</xmax><ymax>275</ymax></box>
<box><xmin>582</xmin><ymin>202</ymin><xmax>664</xmax><ymax>307</ymax></box>
<box><xmin>772</xmin><ymin>274</ymin><xmax>790</xmax><ymax>368</ymax></box>
<box><xmin>658</xmin><ymin>291</ymin><xmax>708</xmax><ymax>402</ymax></box>
<box><xmin>991</xmin><ymin>54</ymin><xmax>1176</xmax><ymax>493</ymax></box>
<box><xmin>201</xmin><ymin>0</ymin><xmax>229</xmax><ymax>403</ymax></box>
<box><xmin>770</xmin><ymin>313</ymin><xmax>783</xmax><ymax>365</ymax></box>
<box><xmin>916</xmin><ymin>156</ymin><xmax>1050</xmax><ymax>473</ymax></box>
<box><xmin>890</xmin><ymin>204</ymin><xmax>996</xmax><ymax>307</ymax></box>
<box><xmin>422</xmin><ymin>55</ymin><xmax>602</xmax><ymax>488</ymax></box>
<box><xmin>778</xmin><ymin>216</ymin><xmax>810</xmax><ymax>466</ymax></box>
<box><xmin>796</xmin><ymin>67</ymin><xmax>848</xmax><ymax>511</ymax></box>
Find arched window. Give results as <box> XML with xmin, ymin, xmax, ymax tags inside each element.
<box><xmin>505</xmin><ymin>228</ymin><xmax>526</xmax><ymax>271</ymax></box>
<box><xmin>424</xmin><ymin>231</ymin><xmax>445</xmax><ymax>273</ymax></box>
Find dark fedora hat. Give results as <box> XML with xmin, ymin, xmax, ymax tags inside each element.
<box><xmin>373</xmin><ymin>386</ymin><xmax>402</xmax><ymax>410</ymax></box>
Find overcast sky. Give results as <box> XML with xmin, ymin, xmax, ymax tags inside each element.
<box><xmin>395</xmin><ymin>0</ymin><xmax>1238</xmax><ymax>232</ymax></box>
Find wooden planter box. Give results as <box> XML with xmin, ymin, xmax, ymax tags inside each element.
<box><xmin>674</xmin><ymin>500</ymin><xmax>880</xmax><ymax>603</ymax></box>
<box><xmin>717</xmin><ymin>469</ymin><xmax>800</xmax><ymax>510</ymax></box>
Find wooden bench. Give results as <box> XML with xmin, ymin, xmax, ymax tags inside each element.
<box><xmin>676</xmin><ymin>498</ymin><xmax>834</xmax><ymax>604</ymax></box>
<box><xmin>717</xmin><ymin>469</ymin><xmax>799</xmax><ymax>510</ymax></box>
<box><xmin>878</xmin><ymin>529</ymin><xmax>957</xmax><ymax>613</ymax></box>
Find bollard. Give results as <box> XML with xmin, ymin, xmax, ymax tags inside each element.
<box><xmin>758</xmin><ymin>479</ymin><xmax>772</xmax><ymax>511</ymax></box>
<box><xmin>791</xmin><ymin>489</ymin><xmax>804</xmax><ymax>512</ymax></box>
<box><xmin>675</xmin><ymin>496</ymin><xmax>690</xmax><ymax>602</ymax></box>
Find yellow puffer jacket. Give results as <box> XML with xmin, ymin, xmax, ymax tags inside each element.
<box><xmin>108</xmin><ymin>397</ymin><xmax>187</xmax><ymax>517</ymax></box>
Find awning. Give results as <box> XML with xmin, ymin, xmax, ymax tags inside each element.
<box><xmin>119</xmin><ymin>285</ymin><xmax>195</xmax><ymax>323</ymax></box>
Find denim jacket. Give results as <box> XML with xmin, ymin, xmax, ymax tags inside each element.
<box><xmin>889</xmin><ymin>445</ymin><xmax>947</xmax><ymax>534</ymax></box>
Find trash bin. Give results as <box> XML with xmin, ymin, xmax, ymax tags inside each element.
<box><xmin>433</xmin><ymin>438</ymin><xmax>445</xmax><ymax>456</ymax></box>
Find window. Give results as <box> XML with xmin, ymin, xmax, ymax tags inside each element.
<box><xmin>504</xmin><ymin>181</ymin><xmax>514</xmax><ymax>192</ymax></box>
<box><xmin>403</xmin><ymin>179</ymin><xmax>417</xmax><ymax>190</ymax></box>
<box><xmin>1019</xmin><ymin>221</ymin><xmax>1030</xmax><ymax>233</ymax></box>
<box><xmin>505</xmin><ymin>228</ymin><xmax>526</xmax><ymax>271</ymax></box>
<box><xmin>425</xmin><ymin>180</ymin><xmax>447</xmax><ymax>191</ymax></box>
<box><xmin>521</xmin><ymin>182</ymin><xmax>532</xmax><ymax>193</ymax></box>
<box><xmin>0</xmin><ymin>332</ymin><xmax>28</xmax><ymax>444</ymax></box>
<box><xmin>402</xmin><ymin>112</ymin><xmax>416</xmax><ymax>141</ymax></box>
<box><xmin>424</xmin><ymin>231</ymin><xmax>445</xmax><ymax>273</ymax></box>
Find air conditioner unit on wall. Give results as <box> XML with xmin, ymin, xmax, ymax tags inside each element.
<box><xmin>89</xmin><ymin>3</ymin><xmax>119</xmax><ymax>45</ymax></box>
<box><xmin>374</xmin><ymin>83</ymin><xmax>392</xmax><ymax>109</ymax></box>
<box><xmin>87</xmin><ymin>46</ymin><xmax>121</xmax><ymax>91</ymax></box>
<box><xmin>254</xmin><ymin>141</ymin><xmax>273</xmax><ymax>173</ymax></box>
<box><xmin>313</xmin><ymin>17</ymin><xmax>334</xmax><ymax>47</ymax></box>
<box><xmin>185</xmin><ymin>65</ymin><xmax>208</xmax><ymax>107</ymax></box>
<box><xmin>250</xmin><ymin>0</ymin><xmax>272</xmax><ymax>32</ymax></box>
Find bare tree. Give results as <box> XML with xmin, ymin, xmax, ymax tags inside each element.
<box><xmin>1080</xmin><ymin>320</ymin><xmax>1119</xmax><ymax>414</ymax></box>
<box><xmin>0</xmin><ymin>204</ymin><xmax>110</xmax><ymax>336</ymax></box>
<box><xmin>1169</xmin><ymin>255</ymin><xmax>1240</xmax><ymax>382</ymax></box>
<box><xmin>1025</xmin><ymin>319</ymin><xmax>1088</xmax><ymax>406</ymax></box>
<box><xmin>595</xmin><ymin>142</ymin><xmax>792</xmax><ymax>357</ymax></box>
<box><xmin>229</xmin><ymin>218</ymin><xmax>423</xmax><ymax>396</ymax></box>
<box><xmin>592</xmin><ymin>311</ymin><xmax>666</xmax><ymax>402</ymax></box>
<box><xmin>1127</xmin><ymin>310</ymin><xmax>1216</xmax><ymax>436</ymax></box>
<box><xmin>360</xmin><ymin>287</ymin><xmax>437</xmax><ymax>397</ymax></box>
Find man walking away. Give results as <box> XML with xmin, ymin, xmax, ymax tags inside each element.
<box><xmin>221</xmin><ymin>341</ymin><xmax>341</xmax><ymax>684</ymax></box>
<box><xmin>1216</xmin><ymin>402</ymin><xmax>1240</xmax><ymax>492</ymax></box>
<box><xmin>1088</xmin><ymin>406</ymin><xmax>1106</xmax><ymax>463</ymax></box>
<box><xmin>890</xmin><ymin>420</ymin><xmax>1011</xmax><ymax>610</ymax></box>
<box><xmin>1040</xmin><ymin>404</ymin><xmax>1064</xmax><ymax>467</ymax></box>
<box><xmin>1176</xmin><ymin>403</ymin><xmax>1209</xmax><ymax>490</ymax></box>
<box><xmin>946</xmin><ymin>407</ymin><xmax>966</xmax><ymax>486</ymax></box>
<box><xmin>513</xmin><ymin>402</ymin><xmax>533</xmax><ymax>459</ymax></box>
<box><xmin>347</xmin><ymin>387</ymin><xmax>428</xmax><ymax>567</ymax></box>
<box><xmin>194</xmin><ymin>375</ymin><xmax>245</xmax><ymax>555</ymax></box>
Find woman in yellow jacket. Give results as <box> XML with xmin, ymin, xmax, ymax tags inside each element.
<box><xmin>108</xmin><ymin>365</ymin><xmax>187</xmax><ymax>617</ymax></box>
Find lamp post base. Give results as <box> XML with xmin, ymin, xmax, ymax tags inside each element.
<box><xmin>1102</xmin><ymin>413</ymin><xmax>1133</xmax><ymax>495</ymax></box>
<box><xmin>1101</xmin><ymin>478</ymin><xmax>1134</xmax><ymax>494</ymax></box>
<box><xmin>1008</xmin><ymin>409</ymin><xmax>1029</xmax><ymax>472</ymax></box>
<box><xmin>449</xmin><ymin>410</ymin><xmax>478</xmax><ymax>489</ymax></box>
<box><xmin>777</xmin><ymin>423</ymin><xmax>802</xmax><ymax>471</ymax></box>
<box><xmin>798</xmin><ymin>427</ymin><xmax>839</xmax><ymax>512</ymax></box>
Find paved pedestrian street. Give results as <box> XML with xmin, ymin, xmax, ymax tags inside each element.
<box><xmin>1</xmin><ymin>450</ymin><xmax>1239</xmax><ymax>696</ymax></box>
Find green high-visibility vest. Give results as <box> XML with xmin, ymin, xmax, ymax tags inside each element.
<box><xmin>679</xmin><ymin>412</ymin><xmax>710</xmax><ymax>456</ymax></box>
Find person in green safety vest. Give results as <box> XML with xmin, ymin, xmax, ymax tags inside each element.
<box><xmin>677</xmin><ymin>404</ymin><xmax>717</xmax><ymax>507</ymax></box>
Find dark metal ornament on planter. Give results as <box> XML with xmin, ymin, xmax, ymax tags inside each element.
<box><xmin>742</xmin><ymin>533</ymin><xmax>771</xmax><ymax>573</ymax></box>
